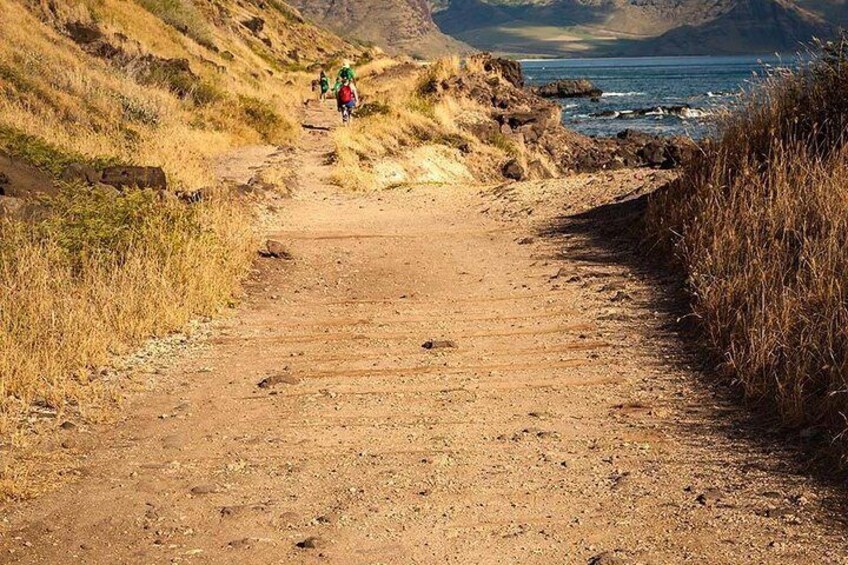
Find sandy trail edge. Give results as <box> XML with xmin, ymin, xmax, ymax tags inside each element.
<box><xmin>1</xmin><ymin>102</ymin><xmax>847</xmax><ymax>564</ymax></box>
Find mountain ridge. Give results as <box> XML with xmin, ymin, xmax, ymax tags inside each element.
<box><xmin>294</xmin><ymin>0</ymin><xmax>844</xmax><ymax>57</ymax></box>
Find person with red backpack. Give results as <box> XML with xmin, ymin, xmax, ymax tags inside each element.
<box><xmin>336</xmin><ymin>78</ymin><xmax>358</xmax><ymax>124</ymax></box>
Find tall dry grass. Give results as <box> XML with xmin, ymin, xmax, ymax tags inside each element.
<box><xmin>647</xmin><ymin>38</ymin><xmax>848</xmax><ymax>450</ymax></box>
<box><xmin>0</xmin><ymin>186</ymin><xmax>254</xmax><ymax>483</ymax></box>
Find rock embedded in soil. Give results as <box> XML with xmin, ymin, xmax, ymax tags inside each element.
<box><xmin>189</xmin><ymin>484</ymin><xmax>220</xmax><ymax>495</ymax></box>
<box><xmin>241</xmin><ymin>17</ymin><xmax>265</xmax><ymax>33</ymax></box>
<box><xmin>295</xmin><ymin>536</ymin><xmax>325</xmax><ymax>549</ymax></box>
<box><xmin>588</xmin><ymin>552</ymin><xmax>626</xmax><ymax>565</ymax></box>
<box><xmin>697</xmin><ymin>487</ymin><xmax>723</xmax><ymax>507</ymax></box>
<box><xmin>60</xmin><ymin>164</ymin><xmax>101</xmax><ymax>185</ymax></box>
<box><xmin>101</xmin><ymin>166</ymin><xmax>167</xmax><ymax>191</ymax></box>
<box><xmin>259</xmin><ymin>239</ymin><xmax>293</xmax><ymax>259</ymax></box>
<box><xmin>421</xmin><ymin>339</ymin><xmax>456</xmax><ymax>350</ymax></box>
<box><xmin>257</xmin><ymin>372</ymin><xmax>300</xmax><ymax>388</ymax></box>
<box><xmin>502</xmin><ymin>159</ymin><xmax>525</xmax><ymax>181</ymax></box>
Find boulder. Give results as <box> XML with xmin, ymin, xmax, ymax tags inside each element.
<box><xmin>502</xmin><ymin>159</ymin><xmax>525</xmax><ymax>181</ymax></box>
<box><xmin>638</xmin><ymin>141</ymin><xmax>667</xmax><ymax>168</ymax></box>
<box><xmin>532</xmin><ymin>79</ymin><xmax>602</xmax><ymax>99</ymax></box>
<box><xmin>241</xmin><ymin>17</ymin><xmax>265</xmax><ymax>33</ymax></box>
<box><xmin>473</xmin><ymin>53</ymin><xmax>524</xmax><ymax>88</ymax></box>
<box><xmin>100</xmin><ymin>166</ymin><xmax>167</xmax><ymax>190</ymax></box>
<box><xmin>496</xmin><ymin>107</ymin><xmax>560</xmax><ymax>130</ymax></box>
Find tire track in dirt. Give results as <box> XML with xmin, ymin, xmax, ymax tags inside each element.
<box><xmin>1</xmin><ymin>103</ymin><xmax>847</xmax><ymax>564</ymax></box>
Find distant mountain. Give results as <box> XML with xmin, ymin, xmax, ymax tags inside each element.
<box><xmin>289</xmin><ymin>0</ymin><xmax>470</xmax><ymax>58</ymax></box>
<box><xmin>432</xmin><ymin>0</ymin><xmax>840</xmax><ymax>57</ymax></box>
<box><xmin>292</xmin><ymin>0</ymin><xmax>842</xmax><ymax>58</ymax></box>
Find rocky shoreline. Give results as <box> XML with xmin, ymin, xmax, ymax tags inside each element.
<box><xmin>431</xmin><ymin>54</ymin><xmax>696</xmax><ymax>181</ymax></box>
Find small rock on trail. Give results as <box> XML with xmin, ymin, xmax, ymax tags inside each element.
<box><xmin>190</xmin><ymin>484</ymin><xmax>220</xmax><ymax>495</ymax></box>
<box><xmin>295</xmin><ymin>536</ymin><xmax>325</xmax><ymax>549</ymax></box>
<box><xmin>588</xmin><ymin>552</ymin><xmax>626</xmax><ymax>565</ymax></box>
<box><xmin>422</xmin><ymin>339</ymin><xmax>456</xmax><ymax>350</ymax></box>
<box><xmin>696</xmin><ymin>487</ymin><xmax>723</xmax><ymax>507</ymax></box>
<box><xmin>257</xmin><ymin>372</ymin><xmax>300</xmax><ymax>388</ymax></box>
<box><xmin>259</xmin><ymin>239</ymin><xmax>293</xmax><ymax>259</ymax></box>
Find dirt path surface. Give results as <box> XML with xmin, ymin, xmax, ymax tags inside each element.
<box><xmin>2</xmin><ymin>103</ymin><xmax>848</xmax><ymax>564</ymax></box>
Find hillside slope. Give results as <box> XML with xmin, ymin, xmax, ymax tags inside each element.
<box><xmin>289</xmin><ymin>0</ymin><xmax>470</xmax><ymax>58</ymax></box>
<box><xmin>0</xmin><ymin>0</ymin><xmax>364</xmax><ymax>191</ymax></box>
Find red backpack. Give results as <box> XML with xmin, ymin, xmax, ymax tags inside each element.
<box><xmin>338</xmin><ymin>84</ymin><xmax>354</xmax><ymax>104</ymax></box>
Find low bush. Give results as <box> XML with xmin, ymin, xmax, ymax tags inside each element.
<box><xmin>0</xmin><ymin>125</ymin><xmax>119</xmax><ymax>176</ymax></box>
<box><xmin>237</xmin><ymin>94</ymin><xmax>291</xmax><ymax>143</ymax></box>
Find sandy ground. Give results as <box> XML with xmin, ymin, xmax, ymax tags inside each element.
<box><xmin>1</xmin><ymin>103</ymin><xmax>848</xmax><ymax>564</ymax></box>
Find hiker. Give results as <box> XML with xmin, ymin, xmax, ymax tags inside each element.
<box><xmin>336</xmin><ymin>78</ymin><xmax>358</xmax><ymax>124</ymax></box>
<box><xmin>337</xmin><ymin>60</ymin><xmax>356</xmax><ymax>84</ymax></box>
<box><xmin>318</xmin><ymin>70</ymin><xmax>330</xmax><ymax>101</ymax></box>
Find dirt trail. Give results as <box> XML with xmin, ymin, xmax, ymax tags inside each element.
<box><xmin>2</xmin><ymin>102</ymin><xmax>848</xmax><ymax>564</ymax></box>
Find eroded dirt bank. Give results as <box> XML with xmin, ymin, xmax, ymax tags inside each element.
<box><xmin>1</xmin><ymin>104</ymin><xmax>847</xmax><ymax>565</ymax></box>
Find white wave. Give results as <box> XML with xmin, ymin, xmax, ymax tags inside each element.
<box><xmin>602</xmin><ymin>91</ymin><xmax>645</xmax><ymax>97</ymax></box>
<box><xmin>679</xmin><ymin>107</ymin><xmax>712</xmax><ymax>119</ymax></box>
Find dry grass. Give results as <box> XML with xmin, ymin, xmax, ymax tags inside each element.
<box><xmin>330</xmin><ymin>57</ymin><xmax>503</xmax><ymax>190</ymax></box>
<box><xmin>647</xmin><ymin>38</ymin><xmax>848</xmax><ymax>451</ymax></box>
<box><xmin>0</xmin><ymin>0</ymin><xmax>322</xmax><ymax>189</ymax></box>
<box><xmin>0</xmin><ymin>185</ymin><xmax>254</xmax><ymax>499</ymax></box>
<box><xmin>0</xmin><ymin>0</ymin><xmax>359</xmax><ymax>498</ymax></box>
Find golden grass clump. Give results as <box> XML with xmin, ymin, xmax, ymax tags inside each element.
<box><xmin>330</xmin><ymin>58</ymin><xmax>504</xmax><ymax>190</ymax></box>
<box><xmin>0</xmin><ymin>184</ymin><xmax>254</xmax><ymax>436</ymax></box>
<box><xmin>647</xmin><ymin>37</ymin><xmax>848</xmax><ymax>448</ymax></box>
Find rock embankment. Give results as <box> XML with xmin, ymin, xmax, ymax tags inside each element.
<box><xmin>531</xmin><ymin>79</ymin><xmax>602</xmax><ymax>99</ymax></box>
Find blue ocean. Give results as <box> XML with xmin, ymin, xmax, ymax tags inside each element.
<box><xmin>521</xmin><ymin>55</ymin><xmax>794</xmax><ymax>139</ymax></box>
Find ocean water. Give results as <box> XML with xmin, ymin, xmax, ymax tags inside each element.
<box><xmin>521</xmin><ymin>55</ymin><xmax>794</xmax><ymax>139</ymax></box>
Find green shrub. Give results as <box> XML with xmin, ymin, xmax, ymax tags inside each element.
<box><xmin>489</xmin><ymin>132</ymin><xmax>519</xmax><ymax>157</ymax></box>
<box><xmin>356</xmin><ymin>101</ymin><xmax>390</xmax><ymax>118</ymax></box>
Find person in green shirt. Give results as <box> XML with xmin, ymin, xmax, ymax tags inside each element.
<box><xmin>318</xmin><ymin>70</ymin><xmax>330</xmax><ymax>101</ymax></box>
<box><xmin>338</xmin><ymin>61</ymin><xmax>356</xmax><ymax>83</ymax></box>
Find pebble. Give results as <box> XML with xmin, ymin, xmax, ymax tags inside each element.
<box><xmin>295</xmin><ymin>536</ymin><xmax>324</xmax><ymax>550</ymax></box>
<box><xmin>189</xmin><ymin>484</ymin><xmax>220</xmax><ymax>495</ymax></box>
<box><xmin>257</xmin><ymin>372</ymin><xmax>300</xmax><ymax>388</ymax></box>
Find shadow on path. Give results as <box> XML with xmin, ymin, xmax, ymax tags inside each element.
<box><xmin>539</xmin><ymin>190</ymin><xmax>848</xmax><ymax>521</ymax></box>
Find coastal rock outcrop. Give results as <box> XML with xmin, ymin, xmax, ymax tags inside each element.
<box><xmin>532</xmin><ymin>79</ymin><xmax>603</xmax><ymax>99</ymax></box>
